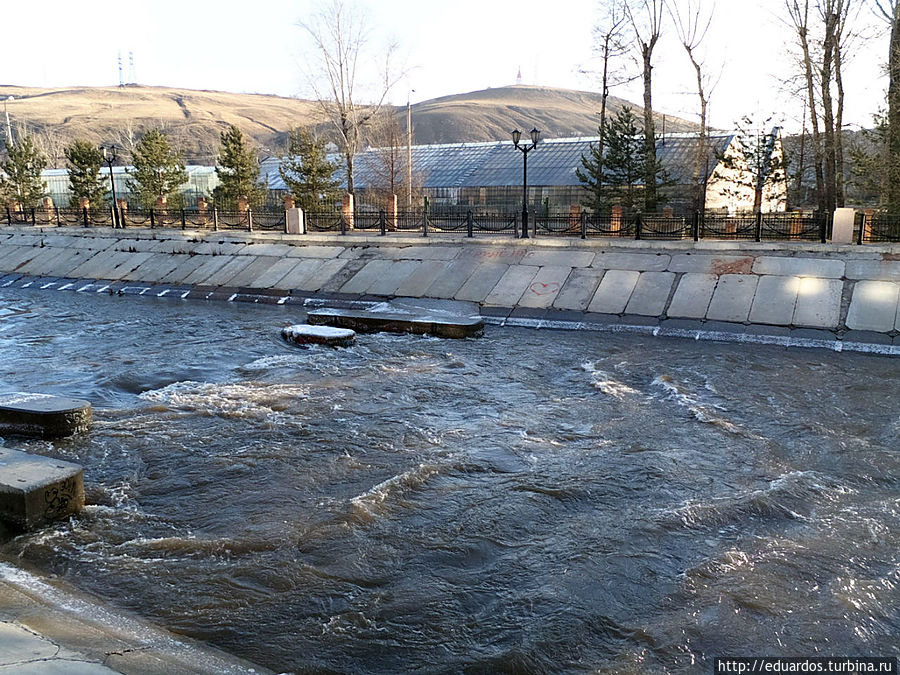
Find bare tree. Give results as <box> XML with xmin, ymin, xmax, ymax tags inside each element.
<box><xmin>623</xmin><ymin>0</ymin><xmax>666</xmax><ymax>211</ymax></box>
<box><xmin>873</xmin><ymin>0</ymin><xmax>900</xmax><ymax>207</ymax></box>
<box><xmin>298</xmin><ymin>0</ymin><xmax>401</xmax><ymax>196</ymax></box>
<box><xmin>670</xmin><ymin>0</ymin><xmax>716</xmax><ymax>211</ymax></box>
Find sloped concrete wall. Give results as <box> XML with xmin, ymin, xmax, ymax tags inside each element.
<box><xmin>1</xmin><ymin>227</ymin><xmax>898</xmax><ymax>343</ymax></box>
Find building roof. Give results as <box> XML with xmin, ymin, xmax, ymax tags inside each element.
<box><xmin>263</xmin><ymin>134</ymin><xmax>736</xmax><ymax>192</ymax></box>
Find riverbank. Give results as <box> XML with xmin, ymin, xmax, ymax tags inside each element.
<box><xmin>1</xmin><ymin>226</ymin><xmax>899</xmax><ymax>354</ymax></box>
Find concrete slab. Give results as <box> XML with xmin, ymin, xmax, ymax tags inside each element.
<box><xmin>366</xmin><ymin>260</ymin><xmax>422</xmax><ymax>296</ymax></box>
<box><xmin>667</xmin><ymin>273</ymin><xmax>718</xmax><ymax>319</ymax></box>
<box><xmin>667</xmin><ymin>254</ymin><xmax>755</xmax><ymax>275</ymax></box>
<box><xmin>624</xmin><ymin>271</ymin><xmax>675</xmax><ymax>316</ymax></box>
<box><xmin>107</xmin><ymin>252</ymin><xmax>158</xmax><ymax>281</ymax></box>
<box><xmin>394</xmin><ymin>261</ymin><xmax>450</xmax><ymax>297</ymax></box>
<box><xmin>293</xmin><ymin>258</ymin><xmax>349</xmax><ymax>292</ymax></box>
<box><xmin>458</xmin><ymin>246</ymin><xmax>528</xmax><ymax>264</ymax></box>
<box><xmin>220</xmin><ymin>257</ymin><xmax>282</xmax><ymax>289</ymax></box>
<box><xmin>844</xmin><ymin>260</ymin><xmax>900</xmax><ymax>281</ymax></box>
<box><xmin>518</xmin><ymin>265</ymin><xmax>573</xmax><ymax>309</ymax></box>
<box><xmin>199</xmin><ymin>256</ymin><xmax>260</xmax><ymax>287</ymax></box>
<box><xmin>269</xmin><ymin>259</ymin><xmax>324</xmax><ymax>290</ymax></box>
<box><xmin>706</xmin><ymin>274</ymin><xmax>759</xmax><ymax>323</ymax></box>
<box><xmin>192</xmin><ymin>241</ymin><xmax>248</xmax><ymax>256</ymax></box>
<box><xmin>156</xmin><ymin>255</ymin><xmax>209</xmax><ymax>285</ymax></box>
<box><xmin>148</xmin><ymin>238</ymin><xmax>197</xmax><ymax>253</ymax></box>
<box><xmin>0</xmin><ymin>447</ymin><xmax>84</xmax><ymax>529</ymax></box>
<box><xmin>124</xmin><ymin>254</ymin><xmax>185</xmax><ymax>284</ymax></box>
<box><xmin>0</xmin><ymin>621</ymin><xmax>58</xmax><ymax>664</ymax></box>
<box><xmin>284</xmin><ymin>245</ymin><xmax>348</xmax><ymax>259</ymax></box>
<box><xmin>424</xmin><ymin>259</ymin><xmax>482</xmax><ymax>299</ymax></box>
<box><xmin>340</xmin><ymin>259</ymin><xmax>397</xmax><ymax>294</ymax></box>
<box><xmin>0</xmin><ymin>247</ymin><xmax>43</xmax><ymax>273</ymax></box>
<box><xmin>553</xmin><ymin>268</ymin><xmax>604</xmax><ymax>311</ymax></box>
<box><xmin>454</xmin><ymin>263</ymin><xmax>509</xmax><ymax>302</ymax></box>
<box><xmin>752</xmin><ymin>256</ymin><xmax>845</xmax><ymax>279</ymax></box>
<box><xmin>233</xmin><ymin>243</ymin><xmax>294</xmax><ymax>257</ymax></box>
<box><xmin>521</xmin><ymin>250</ymin><xmax>594</xmax><ymax>268</ymax></box>
<box><xmin>483</xmin><ymin>265</ymin><xmax>540</xmax><ymax>307</ymax></box>
<box><xmin>37</xmin><ymin>249</ymin><xmax>97</xmax><ymax>278</ymax></box>
<box><xmin>587</xmin><ymin>270</ymin><xmax>640</xmax><ymax>314</ymax></box>
<box><xmin>748</xmin><ymin>275</ymin><xmax>801</xmax><ymax>326</ymax></box>
<box><xmin>14</xmin><ymin>249</ymin><xmax>76</xmax><ymax>277</ymax></box>
<box><xmin>792</xmin><ymin>278</ymin><xmax>843</xmax><ymax>328</ymax></box>
<box><xmin>383</xmin><ymin>246</ymin><xmax>461</xmax><ymax>261</ymax></box>
<box><xmin>591</xmin><ymin>251</ymin><xmax>670</xmax><ymax>272</ymax></box>
<box><xmin>246</xmin><ymin>257</ymin><xmax>306</xmax><ymax>289</ymax></box>
<box><xmin>308</xmin><ymin>298</ymin><xmax>483</xmax><ymax>338</ymax></box>
<box><xmin>846</xmin><ymin>280</ymin><xmax>900</xmax><ymax>332</ymax></box>
<box><xmin>178</xmin><ymin>256</ymin><xmax>239</xmax><ymax>286</ymax></box>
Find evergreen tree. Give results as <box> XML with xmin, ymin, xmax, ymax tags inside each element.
<box><xmin>0</xmin><ymin>135</ymin><xmax>47</xmax><ymax>207</ymax></box>
<box><xmin>214</xmin><ymin>125</ymin><xmax>266</xmax><ymax>208</ymax></box>
<box><xmin>126</xmin><ymin>128</ymin><xmax>188</xmax><ymax>209</ymax></box>
<box><xmin>576</xmin><ymin>133</ymin><xmax>608</xmax><ymax>212</ymax></box>
<box><xmin>64</xmin><ymin>139</ymin><xmax>106</xmax><ymax>209</ymax></box>
<box><xmin>279</xmin><ymin>127</ymin><xmax>341</xmax><ymax>211</ymax></box>
<box><xmin>602</xmin><ymin>107</ymin><xmax>646</xmax><ymax>211</ymax></box>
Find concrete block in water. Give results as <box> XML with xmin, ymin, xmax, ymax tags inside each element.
<box><xmin>0</xmin><ymin>447</ymin><xmax>84</xmax><ymax>529</ymax></box>
<box><xmin>308</xmin><ymin>297</ymin><xmax>484</xmax><ymax>339</ymax></box>
<box><xmin>282</xmin><ymin>324</ymin><xmax>357</xmax><ymax>347</ymax></box>
<box><xmin>0</xmin><ymin>393</ymin><xmax>92</xmax><ymax>438</ymax></box>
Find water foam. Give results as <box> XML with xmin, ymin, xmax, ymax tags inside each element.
<box><xmin>139</xmin><ymin>380</ymin><xmax>307</xmax><ymax>422</ymax></box>
<box><xmin>581</xmin><ymin>361</ymin><xmax>641</xmax><ymax>399</ymax></box>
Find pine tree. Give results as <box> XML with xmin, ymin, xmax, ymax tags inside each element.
<box><xmin>279</xmin><ymin>127</ymin><xmax>341</xmax><ymax>211</ymax></box>
<box><xmin>0</xmin><ymin>135</ymin><xmax>47</xmax><ymax>208</ymax></box>
<box><xmin>214</xmin><ymin>125</ymin><xmax>266</xmax><ymax>208</ymax></box>
<box><xmin>576</xmin><ymin>134</ymin><xmax>608</xmax><ymax>212</ymax></box>
<box><xmin>65</xmin><ymin>139</ymin><xmax>107</xmax><ymax>209</ymax></box>
<box><xmin>601</xmin><ymin>107</ymin><xmax>646</xmax><ymax>211</ymax></box>
<box><xmin>126</xmin><ymin>128</ymin><xmax>188</xmax><ymax>209</ymax></box>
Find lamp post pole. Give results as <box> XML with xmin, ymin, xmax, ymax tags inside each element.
<box><xmin>100</xmin><ymin>145</ymin><xmax>119</xmax><ymax>228</ymax></box>
<box><xmin>512</xmin><ymin>128</ymin><xmax>540</xmax><ymax>239</ymax></box>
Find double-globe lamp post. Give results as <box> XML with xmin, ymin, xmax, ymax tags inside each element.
<box><xmin>100</xmin><ymin>145</ymin><xmax>119</xmax><ymax>228</ymax></box>
<box><xmin>511</xmin><ymin>127</ymin><xmax>540</xmax><ymax>239</ymax></box>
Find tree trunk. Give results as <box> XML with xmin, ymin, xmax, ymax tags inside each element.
<box><xmin>888</xmin><ymin>2</ymin><xmax>900</xmax><ymax>208</ymax></box>
<box><xmin>641</xmin><ymin>46</ymin><xmax>658</xmax><ymax>212</ymax></box>
<box><xmin>821</xmin><ymin>5</ymin><xmax>837</xmax><ymax>214</ymax></box>
<box><xmin>834</xmin><ymin>28</ymin><xmax>846</xmax><ymax>208</ymax></box>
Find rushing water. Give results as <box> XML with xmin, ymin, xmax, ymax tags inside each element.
<box><xmin>0</xmin><ymin>287</ymin><xmax>897</xmax><ymax>673</ymax></box>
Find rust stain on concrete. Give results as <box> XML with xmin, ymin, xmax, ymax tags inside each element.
<box><xmin>710</xmin><ymin>257</ymin><xmax>755</xmax><ymax>275</ymax></box>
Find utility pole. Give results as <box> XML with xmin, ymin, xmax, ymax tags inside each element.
<box><xmin>407</xmin><ymin>89</ymin><xmax>415</xmax><ymax>207</ymax></box>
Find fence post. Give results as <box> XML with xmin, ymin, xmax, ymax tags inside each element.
<box><xmin>119</xmin><ymin>206</ymin><xmax>126</xmax><ymax>228</ymax></box>
<box><xmin>5</xmin><ymin>207</ymin><xmax>10</xmax><ymax>226</ymax></box>
<box><xmin>635</xmin><ymin>213</ymin><xmax>642</xmax><ymax>240</ymax></box>
<box><xmin>340</xmin><ymin>212</ymin><xmax>346</xmax><ymax>236</ymax></box>
<box><xmin>580</xmin><ymin>211</ymin><xmax>587</xmax><ymax>239</ymax></box>
<box><xmin>283</xmin><ymin>209</ymin><xmax>289</xmax><ymax>234</ymax></box>
<box><xmin>467</xmin><ymin>210</ymin><xmax>474</xmax><ymax>238</ymax></box>
<box><xmin>379</xmin><ymin>209</ymin><xmax>386</xmax><ymax>236</ymax></box>
<box><xmin>820</xmin><ymin>212</ymin><xmax>828</xmax><ymax>244</ymax></box>
<box><xmin>55</xmin><ymin>207</ymin><xmax>60</xmax><ymax>227</ymax></box>
<box><xmin>693</xmin><ymin>211</ymin><xmax>700</xmax><ymax>242</ymax></box>
<box><xmin>181</xmin><ymin>209</ymin><xmax>186</xmax><ymax>230</ymax></box>
<box><xmin>755</xmin><ymin>211</ymin><xmax>762</xmax><ymax>242</ymax></box>
<box><xmin>247</xmin><ymin>208</ymin><xmax>253</xmax><ymax>232</ymax></box>
<box><xmin>532</xmin><ymin>209</ymin><xmax>537</xmax><ymax>238</ymax></box>
<box><xmin>150</xmin><ymin>209</ymin><xmax>155</xmax><ymax>229</ymax></box>
<box><xmin>422</xmin><ymin>213</ymin><xmax>428</xmax><ymax>237</ymax></box>
<box><xmin>857</xmin><ymin>213</ymin><xmax>865</xmax><ymax>245</ymax></box>
<box><xmin>83</xmin><ymin>207</ymin><xmax>90</xmax><ymax>228</ymax></box>
<box><xmin>30</xmin><ymin>208</ymin><xmax>35</xmax><ymax>226</ymax></box>
<box><xmin>212</xmin><ymin>208</ymin><xmax>218</xmax><ymax>231</ymax></box>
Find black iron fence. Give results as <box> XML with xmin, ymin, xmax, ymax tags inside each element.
<box><xmin>856</xmin><ymin>212</ymin><xmax>900</xmax><ymax>244</ymax></box>
<box><xmin>3</xmin><ymin>206</ymin><xmax>287</xmax><ymax>232</ymax></box>
<box><xmin>8</xmin><ymin>203</ymin><xmax>899</xmax><ymax>243</ymax></box>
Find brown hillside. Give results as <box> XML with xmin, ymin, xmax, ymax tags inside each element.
<box><xmin>0</xmin><ymin>83</ymin><xmax>698</xmax><ymax>167</ymax></box>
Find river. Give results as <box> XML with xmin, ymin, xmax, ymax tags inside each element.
<box><xmin>0</xmin><ymin>287</ymin><xmax>897</xmax><ymax>673</ymax></box>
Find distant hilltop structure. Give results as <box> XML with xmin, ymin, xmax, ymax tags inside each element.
<box><xmin>516</xmin><ymin>67</ymin><xmax>523</xmax><ymax>86</ymax></box>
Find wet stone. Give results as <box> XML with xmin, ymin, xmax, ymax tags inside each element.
<box><xmin>0</xmin><ymin>393</ymin><xmax>92</xmax><ymax>439</ymax></box>
<box><xmin>281</xmin><ymin>324</ymin><xmax>357</xmax><ymax>348</ymax></box>
<box><xmin>0</xmin><ymin>447</ymin><xmax>85</xmax><ymax>530</ymax></box>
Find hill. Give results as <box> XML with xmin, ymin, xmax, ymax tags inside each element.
<box><xmin>0</xmin><ymin>83</ymin><xmax>699</xmax><ymax>167</ymax></box>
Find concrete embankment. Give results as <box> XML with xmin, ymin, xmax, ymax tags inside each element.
<box><xmin>1</xmin><ymin>226</ymin><xmax>899</xmax><ymax>354</ymax></box>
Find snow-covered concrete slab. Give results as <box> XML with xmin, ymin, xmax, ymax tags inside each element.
<box><xmin>624</xmin><ymin>271</ymin><xmax>675</xmax><ymax>316</ymax></box>
<box><xmin>846</xmin><ymin>280</ymin><xmax>900</xmax><ymax>332</ymax></box>
<box><xmin>706</xmin><ymin>274</ymin><xmax>759</xmax><ymax>322</ymax></box>
<box><xmin>281</xmin><ymin>324</ymin><xmax>356</xmax><ymax>347</ymax></box>
<box><xmin>748</xmin><ymin>275</ymin><xmax>801</xmax><ymax>326</ymax></box>
<box><xmin>666</xmin><ymin>273</ymin><xmax>717</xmax><ymax>319</ymax></box>
<box><xmin>587</xmin><ymin>270</ymin><xmax>639</xmax><ymax>314</ymax></box>
<box><xmin>792</xmin><ymin>278</ymin><xmax>843</xmax><ymax>328</ymax></box>
<box><xmin>308</xmin><ymin>297</ymin><xmax>483</xmax><ymax>338</ymax></box>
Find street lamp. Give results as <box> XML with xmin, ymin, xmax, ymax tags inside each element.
<box><xmin>4</xmin><ymin>97</ymin><xmax>13</xmax><ymax>144</ymax></box>
<box><xmin>511</xmin><ymin>127</ymin><xmax>540</xmax><ymax>239</ymax></box>
<box><xmin>100</xmin><ymin>145</ymin><xmax>119</xmax><ymax>228</ymax></box>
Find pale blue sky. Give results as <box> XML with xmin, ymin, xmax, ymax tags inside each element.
<box><xmin>1</xmin><ymin>0</ymin><xmax>889</xmax><ymax>132</ymax></box>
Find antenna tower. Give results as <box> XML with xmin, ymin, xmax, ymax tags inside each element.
<box><xmin>117</xmin><ymin>50</ymin><xmax>124</xmax><ymax>87</ymax></box>
<box><xmin>128</xmin><ymin>51</ymin><xmax>136</xmax><ymax>84</ymax></box>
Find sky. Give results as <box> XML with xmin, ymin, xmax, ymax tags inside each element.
<box><xmin>0</xmin><ymin>0</ymin><xmax>890</xmax><ymax>133</ymax></box>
